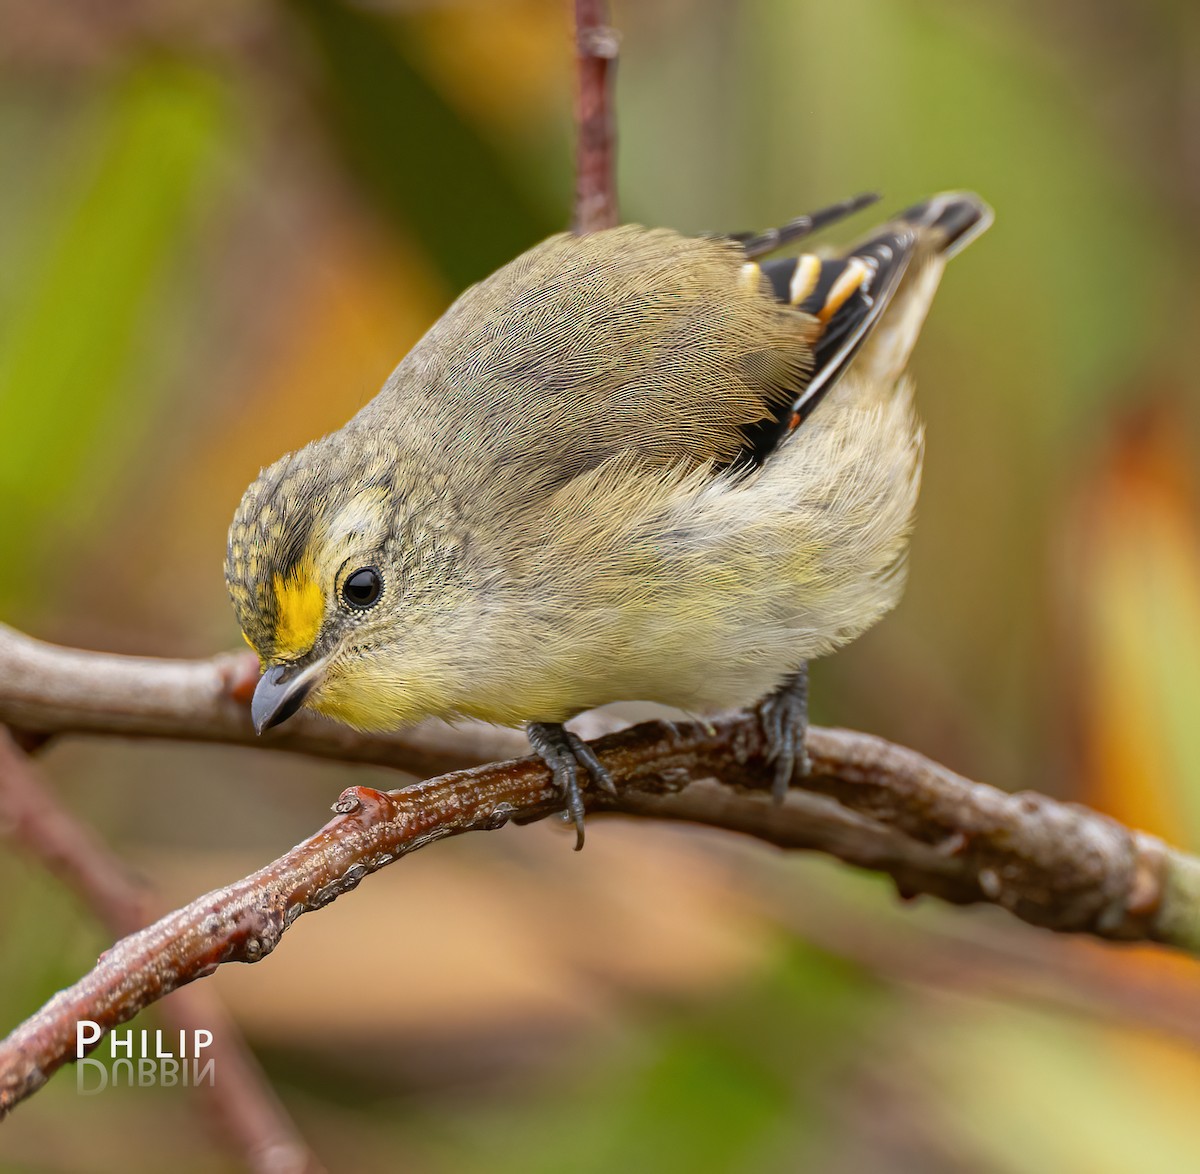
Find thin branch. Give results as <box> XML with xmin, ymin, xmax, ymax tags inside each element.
<box><xmin>0</xmin><ymin>730</ymin><xmax>323</xmax><ymax>1173</ymax></box>
<box><xmin>0</xmin><ymin>623</ymin><xmax>527</xmax><ymax>775</ymax></box>
<box><xmin>3</xmin><ymin>710</ymin><xmax>1199</xmax><ymax>1118</ymax></box>
<box><xmin>572</xmin><ymin>0</ymin><xmax>619</xmax><ymax>232</ymax></box>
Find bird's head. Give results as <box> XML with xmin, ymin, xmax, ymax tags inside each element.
<box><xmin>225</xmin><ymin>431</ymin><xmax>470</xmax><ymax>734</ymax></box>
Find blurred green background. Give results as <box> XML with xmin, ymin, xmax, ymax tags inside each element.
<box><xmin>3</xmin><ymin>0</ymin><xmax>1200</xmax><ymax>1170</ymax></box>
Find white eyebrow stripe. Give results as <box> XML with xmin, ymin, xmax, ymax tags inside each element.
<box><xmin>326</xmin><ymin>487</ymin><xmax>390</xmax><ymax>546</ymax></box>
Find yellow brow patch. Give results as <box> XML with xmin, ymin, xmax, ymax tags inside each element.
<box><xmin>272</xmin><ymin>559</ymin><xmax>324</xmax><ymax>658</ymax></box>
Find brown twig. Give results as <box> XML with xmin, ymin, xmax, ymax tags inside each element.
<box><xmin>0</xmin><ymin>623</ymin><xmax>528</xmax><ymax>776</ymax></box>
<box><xmin>0</xmin><ymin>730</ymin><xmax>323</xmax><ymax>1172</ymax></box>
<box><xmin>3</xmin><ymin>710</ymin><xmax>1199</xmax><ymax>1118</ymax></box>
<box><xmin>572</xmin><ymin>0</ymin><xmax>619</xmax><ymax>232</ymax></box>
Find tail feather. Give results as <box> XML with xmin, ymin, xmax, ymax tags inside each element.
<box><xmin>894</xmin><ymin>190</ymin><xmax>994</xmax><ymax>257</ymax></box>
<box><xmin>738</xmin><ymin>191</ymin><xmax>992</xmax><ymax>465</ymax></box>
<box><xmin>729</xmin><ymin>191</ymin><xmax>881</xmax><ymax>260</ymax></box>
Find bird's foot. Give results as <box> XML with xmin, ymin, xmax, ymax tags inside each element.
<box><xmin>526</xmin><ymin>722</ymin><xmax>615</xmax><ymax>850</ymax></box>
<box><xmin>756</xmin><ymin>664</ymin><xmax>812</xmax><ymax>803</ymax></box>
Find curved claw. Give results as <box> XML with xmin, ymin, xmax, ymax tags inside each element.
<box><xmin>757</xmin><ymin>665</ymin><xmax>813</xmax><ymax>803</ymax></box>
<box><xmin>526</xmin><ymin>722</ymin><xmax>613</xmax><ymax>850</ymax></box>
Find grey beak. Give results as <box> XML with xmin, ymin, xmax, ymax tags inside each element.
<box><xmin>252</xmin><ymin>663</ymin><xmax>317</xmax><ymax>734</ymax></box>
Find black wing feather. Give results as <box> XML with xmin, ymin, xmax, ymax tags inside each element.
<box><xmin>734</xmin><ymin>193</ymin><xmax>990</xmax><ymax>469</ymax></box>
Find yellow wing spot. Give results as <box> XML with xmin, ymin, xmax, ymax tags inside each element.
<box><xmin>817</xmin><ymin>258</ymin><xmax>870</xmax><ymax>324</ymax></box>
<box><xmin>738</xmin><ymin>261</ymin><xmax>763</xmax><ymax>294</ymax></box>
<box><xmin>273</xmin><ymin>557</ymin><xmax>325</xmax><ymax>658</ymax></box>
<box><xmin>789</xmin><ymin>254</ymin><xmax>822</xmax><ymax>305</ymax></box>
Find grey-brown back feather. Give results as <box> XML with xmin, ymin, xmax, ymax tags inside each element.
<box><xmin>350</xmin><ymin>227</ymin><xmax>814</xmax><ymax>490</ymax></box>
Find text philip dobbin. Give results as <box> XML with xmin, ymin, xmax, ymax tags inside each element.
<box><xmin>75</xmin><ymin>1022</ymin><xmax>215</xmax><ymax>1094</ymax></box>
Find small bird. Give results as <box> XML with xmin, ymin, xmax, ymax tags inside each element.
<box><xmin>226</xmin><ymin>191</ymin><xmax>991</xmax><ymax>846</ymax></box>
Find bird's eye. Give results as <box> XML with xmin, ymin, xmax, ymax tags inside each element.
<box><xmin>342</xmin><ymin>567</ymin><xmax>382</xmax><ymax>609</ymax></box>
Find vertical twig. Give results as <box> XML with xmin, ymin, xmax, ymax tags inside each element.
<box><xmin>573</xmin><ymin>0</ymin><xmax>619</xmax><ymax>232</ymax></box>
<box><xmin>0</xmin><ymin>730</ymin><xmax>323</xmax><ymax>1173</ymax></box>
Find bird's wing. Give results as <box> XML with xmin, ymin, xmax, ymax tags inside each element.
<box><xmin>369</xmin><ymin>225</ymin><xmax>816</xmax><ymax>480</ymax></box>
<box><xmin>738</xmin><ymin>192</ymin><xmax>992</xmax><ymax>467</ymax></box>
<box><xmin>363</xmin><ymin>194</ymin><xmax>989</xmax><ymax>489</ymax></box>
